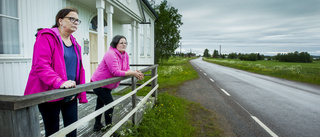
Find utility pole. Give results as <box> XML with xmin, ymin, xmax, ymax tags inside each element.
<box><xmin>219</xmin><ymin>45</ymin><xmax>221</xmax><ymax>58</ymax></box>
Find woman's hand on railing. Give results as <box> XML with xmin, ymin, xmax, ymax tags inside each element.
<box><xmin>60</xmin><ymin>80</ymin><xmax>77</xmax><ymax>89</ymax></box>
<box><xmin>135</xmin><ymin>70</ymin><xmax>144</xmax><ymax>80</ymax></box>
<box><xmin>125</xmin><ymin>70</ymin><xmax>144</xmax><ymax>80</ymax></box>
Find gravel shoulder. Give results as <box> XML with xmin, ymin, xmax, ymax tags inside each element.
<box><xmin>176</xmin><ymin>64</ymin><xmax>237</xmax><ymax>137</ymax></box>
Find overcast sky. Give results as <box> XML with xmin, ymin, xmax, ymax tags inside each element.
<box><xmin>157</xmin><ymin>0</ymin><xmax>320</xmax><ymax>56</ymax></box>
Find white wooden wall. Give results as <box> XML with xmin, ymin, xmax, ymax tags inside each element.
<box><xmin>0</xmin><ymin>0</ymin><xmax>156</xmax><ymax>95</ymax></box>
<box><xmin>20</xmin><ymin>0</ymin><xmax>66</xmax><ymax>58</ymax></box>
<box><xmin>0</xmin><ymin>0</ymin><xmax>66</xmax><ymax>95</ymax></box>
<box><xmin>0</xmin><ymin>58</ymin><xmax>31</xmax><ymax>95</ymax></box>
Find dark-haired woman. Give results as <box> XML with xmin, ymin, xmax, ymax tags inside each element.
<box><xmin>24</xmin><ymin>7</ymin><xmax>87</xmax><ymax>137</ymax></box>
<box><xmin>91</xmin><ymin>35</ymin><xmax>144</xmax><ymax>131</ymax></box>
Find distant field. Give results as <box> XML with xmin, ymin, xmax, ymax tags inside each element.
<box><xmin>203</xmin><ymin>58</ymin><xmax>320</xmax><ymax>86</ymax></box>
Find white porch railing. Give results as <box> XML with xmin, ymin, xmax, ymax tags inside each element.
<box><xmin>0</xmin><ymin>64</ymin><xmax>158</xmax><ymax>137</ymax></box>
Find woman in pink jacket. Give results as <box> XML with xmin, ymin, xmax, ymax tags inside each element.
<box><xmin>91</xmin><ymin>35</ymin><xmax>144</xmax><ymax>131</ymax></box>
<box><xmin>24</xmin><ymin>8</ymin><xmax>87</xmax><ymax>137</ymax></box>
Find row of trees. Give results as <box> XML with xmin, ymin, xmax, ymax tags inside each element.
<box><xmin>203</xmin><ymin>49</ymin><xmax>219</xmax><ymax>58</ymax></box>
<box><xmin>203</xmin><ymin>49</ymin><xmax>265</xmax><ymax>61</ymax></box>
<box><xmin>229</xmin><ymin>53</ymin><xmax>265</xmax><ymax>61</ymax></box>
<box><xmin>275</xmin><ymin>51</ymin><xmax>312</xmax><ymax>63</ymax></box>
<box><xmin>175</xmin><ymin>52</ymin><xmax>196</xmax><ymax>57</ymax></box>
<box><xmin>203</xmin><ymin>49</ymin><xmax>313</xmax><ymax>63</ymax></box>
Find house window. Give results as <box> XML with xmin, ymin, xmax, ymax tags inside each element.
<box><xmin>89</xmin><ymin>16</ymin><xmax>108</xmax><ymax>34</ymax></box>
<box><xmin>139</xmin><ymin>24</ymin><xmax>144</xmax><ymax>56</ymax></box>
<box><xmin>0</xmin><ymin>0</ymin><xmax>20</xmax><ymax>54</ymax></box>
<box><xmin>127</xmin><ymin>25</ymin><xmax>132</xmax><ymax>56</ymax></box>
<box><xmin>146</xmin><ymin>23</ymin><xmax>151</xmax><ymax>56</ymax></box>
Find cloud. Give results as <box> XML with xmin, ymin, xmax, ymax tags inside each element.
<box><xmin>166</xmin><ymin>0</ymin><xmax>320</xmax><ymax>55</ymax></box>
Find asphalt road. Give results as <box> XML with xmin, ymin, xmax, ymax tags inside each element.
<box><xmin>184</xmin><ymin>57</ymin><xmax>320</xmax><ymax>137</ymax></box>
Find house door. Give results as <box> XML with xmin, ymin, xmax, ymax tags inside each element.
<box><xmin>89</xmin><ymin>33</ymin><xmax>98</xmax><ymax>77</ymax></box>
<box><xmin>89</xmin><ymin>32</ymin><xmax>108</xmax><ymax>77</ymax></box>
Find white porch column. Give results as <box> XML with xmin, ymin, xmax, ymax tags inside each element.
<box><xmin>106</xmin><ymin>5</ymin><xmax>114</xmax><ymax>51</ymax></box>
<box><xmin>96</xmin><ymin>0</ymin><xmax>105</xmax><ymax>63</ymax></box>
<box><xmin>135</xmin><ymin>21</ymin><xmax>140</xmax><ymax>64</ymax></box>
<box><xmin>131</xmin><ymin>20</ymin><xmax>137</xmax><ymax>64</ymax></box>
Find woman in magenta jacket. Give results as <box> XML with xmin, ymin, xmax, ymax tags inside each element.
<box><xmin>24</xmin><ymin>8</ymin><xmax>87</xmax><ymax>137</ymax></box>
<box><xmin>91</xmin><ymin>35</ymin><xmax>144</xmax><ymax>131</ymax></box>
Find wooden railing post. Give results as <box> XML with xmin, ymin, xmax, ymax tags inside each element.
<box><xmin>131</xmin><ymin>77</ymin><xmax>137</xmax><ymax>125</ymax></box>
<box><xmin>151</xmin><ymin>66</ymin><xmax>158</xmax><ymax>103</ymax></box>
<box><xmin>0</xmin><ymin>105</ymin><xmax>40</xmax><ymax>137</ymax></box>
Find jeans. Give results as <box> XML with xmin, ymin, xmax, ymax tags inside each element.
<box><xmin>93</xmin><ymin>87</ymin><xmax>114</xmax><ymax>126</ymax></box>
<box><xmin>38</xmin><ymin>99</ymin><xmax>78</xmax><ymax>137</ymax></box>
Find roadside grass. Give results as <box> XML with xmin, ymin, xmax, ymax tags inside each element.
<box><xmin>203</xmin><ymin>58</ymin><xmax>320</xmax><ymax>86</ymax></box>
<box><xmin>114</xmin><ymin>57</ymin><xmax>199</xmax><ymax>96</ymax></box>
<box><xmin>114</xmin><ymin>57</ymin><xmax>223</xmax><ymax>137</ymax></box>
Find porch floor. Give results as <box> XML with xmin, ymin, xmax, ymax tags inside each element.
<box><xmin>39</xmin><ymin>93</ymin><xmax>155</xmax><ymax>137</ymax></box>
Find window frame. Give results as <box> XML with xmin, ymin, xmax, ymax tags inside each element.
<box><xmin>127</xmin><ymin>25</ymin><xmax>133</xmax><ymax>56</ymax></box>
<box><xmin>0</xmin><ymin>0</ymin><xmax>21</xmax><ymax>56</ymax></box>
<box><xmin>146</xmin><ymin>23</ymin><xmax>151</xmax><ymax>57</ymax></box>
<box><xmin>139</xmin><ymin>24</ymin><xmax>145</xmax><ymax>57</ymax></box>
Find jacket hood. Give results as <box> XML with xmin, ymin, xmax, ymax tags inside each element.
<box><xmin>36</xmin><ymin>28</ymin><xmax>79</xmax><ymax>53</ymax></box>
<box><xmin>37</xmin><ymin>27</ymin><xmax>77</xmax><ymax>42</ymax></box>
<box><xmin>109</xmin><ymin>46</ymin><xmax>126</xmax><ymax>58</ymax></box>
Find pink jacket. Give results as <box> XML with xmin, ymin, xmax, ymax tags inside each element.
<box><xmin>91</xmin><ymin>46</ymin><xmax>130</xmax><ymax>89</ymax></box>
<box><xmin>24</xmin><ymin>28</ymin><xmax>88</xmax><ymax>103</ymax></box>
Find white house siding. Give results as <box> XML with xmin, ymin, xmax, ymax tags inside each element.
<box><xmin>0</xmin><ymin>0</ymin><xmax>66</xmax><ymax>95</ymax></box>
<box><xmin>136</xmin><ymin>9</ymin><xmax>155</xmax><ymax>69</ymax></box>
<box><xmin>0</xmin><ymin>0</ymin><xmax>156</xmax><ymax>95</ymax></box>
<box><xmin>0</xmin><ymin>58</ymin><xmax>31</xmax><ymax>95</ymax></box>
<box><xmin>20</xmin><ymin>0</ymin><xmax>66</xmax><ymax>58</ymax></box>
<box><xmin>117</xmin><ymin>0</ymin><xmax>141</xmax><ymax>18</ymax></box>
<box><xmin>110</xmin><ymin>0</ymin><xmax>143</xmax><ymax>22</ymax></box>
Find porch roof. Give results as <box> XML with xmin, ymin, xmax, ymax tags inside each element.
<box><xmin>69</xmin><ymin>0</ymin><xmax>157</xmax><ymax>24</ymax></box>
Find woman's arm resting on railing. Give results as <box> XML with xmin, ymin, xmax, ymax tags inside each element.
<box><xmin>125</xmin><ymin>70</ymin><xmax>144</xmax><ymax>80</ymax></box>
<box><xmin>59</xmin><ymin>80</ymin><xmax>76</xmax><ymax>89</ymax></box>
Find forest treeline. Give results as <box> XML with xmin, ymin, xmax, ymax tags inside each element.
<box><xmin>203</xmin><ymin>49</ymin><xmax>314</xmax><ymax>63</ymax></box>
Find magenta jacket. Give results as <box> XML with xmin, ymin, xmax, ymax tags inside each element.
<box><xmin>24</xmin><ymin>28</ymin><xmax>88</xmax><ymax>103</ymax></box>
<box><xmin>91</xmin><ymin>46</ymin><xmax>130</xmax><ymax>89</ymax></box>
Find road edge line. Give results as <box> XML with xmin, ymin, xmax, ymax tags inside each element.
<box><xmin>251</xmin><ymin>116</ymin><xmax>279</xmax><ymax>137</ymax></box>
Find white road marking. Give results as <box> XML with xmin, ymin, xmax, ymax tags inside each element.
<box><xmin>210</xmin><ymin>78</ymin><xmax>214</xmax><ymax>82</ymax></box>
<box><xmin>204</xmin><ymin>73</ymin><xmax>207</xmax><ymax>75</ymax></box>
<box><xmin>252</xmin><ymin>116</ymin><xmax>279</xmax><ymax>137</ymax></box>
<box><xmin>200</xmin><ymin>70</ymin><xmax>202</xmax><ymax>71</ymax></box>
<box><xmin>235</xmin><ymin>101</ymin><xmax>252</xmax><ymax>115</ymax></box>
<box><xmin>235</xmin><ymin>101</ymin><xmax>279</xmax><ymax>137</ymax></box>
<box><xmin>221</xmin><ymin>89</ymin><xmax>230</xmax><ymax>96</ymax></box>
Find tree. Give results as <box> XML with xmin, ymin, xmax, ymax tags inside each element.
<box><xmin>203</xmin><ymin>49</ymin><xmax>210</xmax><ymax>57</ymax></box>
<box><xmin>154</xmin><ymin>0</ymin><xmax>183</xmax><ymax>63</ymax></box>
<box><xmin>238</xmin><ymin>53</ymin><xmax>258</xmax><ymax>61</ymax></box>
<box><xmin>212</xmin><ymin>49</ymin><xmax>219</xmax><ymax>58</ymax></box>
<box><xmin>275</xmin><ymin>51</ymin><xmax>312</xmax><ymax>62</ymax></box>
<box><xmin>228</xmin><ymin>52</ymin><xmax>237</xmax><ymax>59</ymax></box>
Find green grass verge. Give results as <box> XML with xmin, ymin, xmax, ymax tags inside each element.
<box><xmin>138</xmin><ymin>92</ymin><xmax>195</xmax><ymax>136</ymax></box>
<box><xmin>203</xmin><ymin>58</ymin><xmax>320</xmax><ymax>86</ymax></box>
<box><xmin>114</xmin><ymin>57</ymin><xmax>222</xmax><ymax>137</ymax></box>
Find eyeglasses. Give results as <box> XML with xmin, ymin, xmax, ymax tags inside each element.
<box><xmin>118</xmin><ymin>42</ymin><xmax>127</xmax><ymax>45</ymax></box>
<box><xmin>64</xmin><ymin>17</ymin><xmax>81</xmax><ymax>25</ymax></box>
